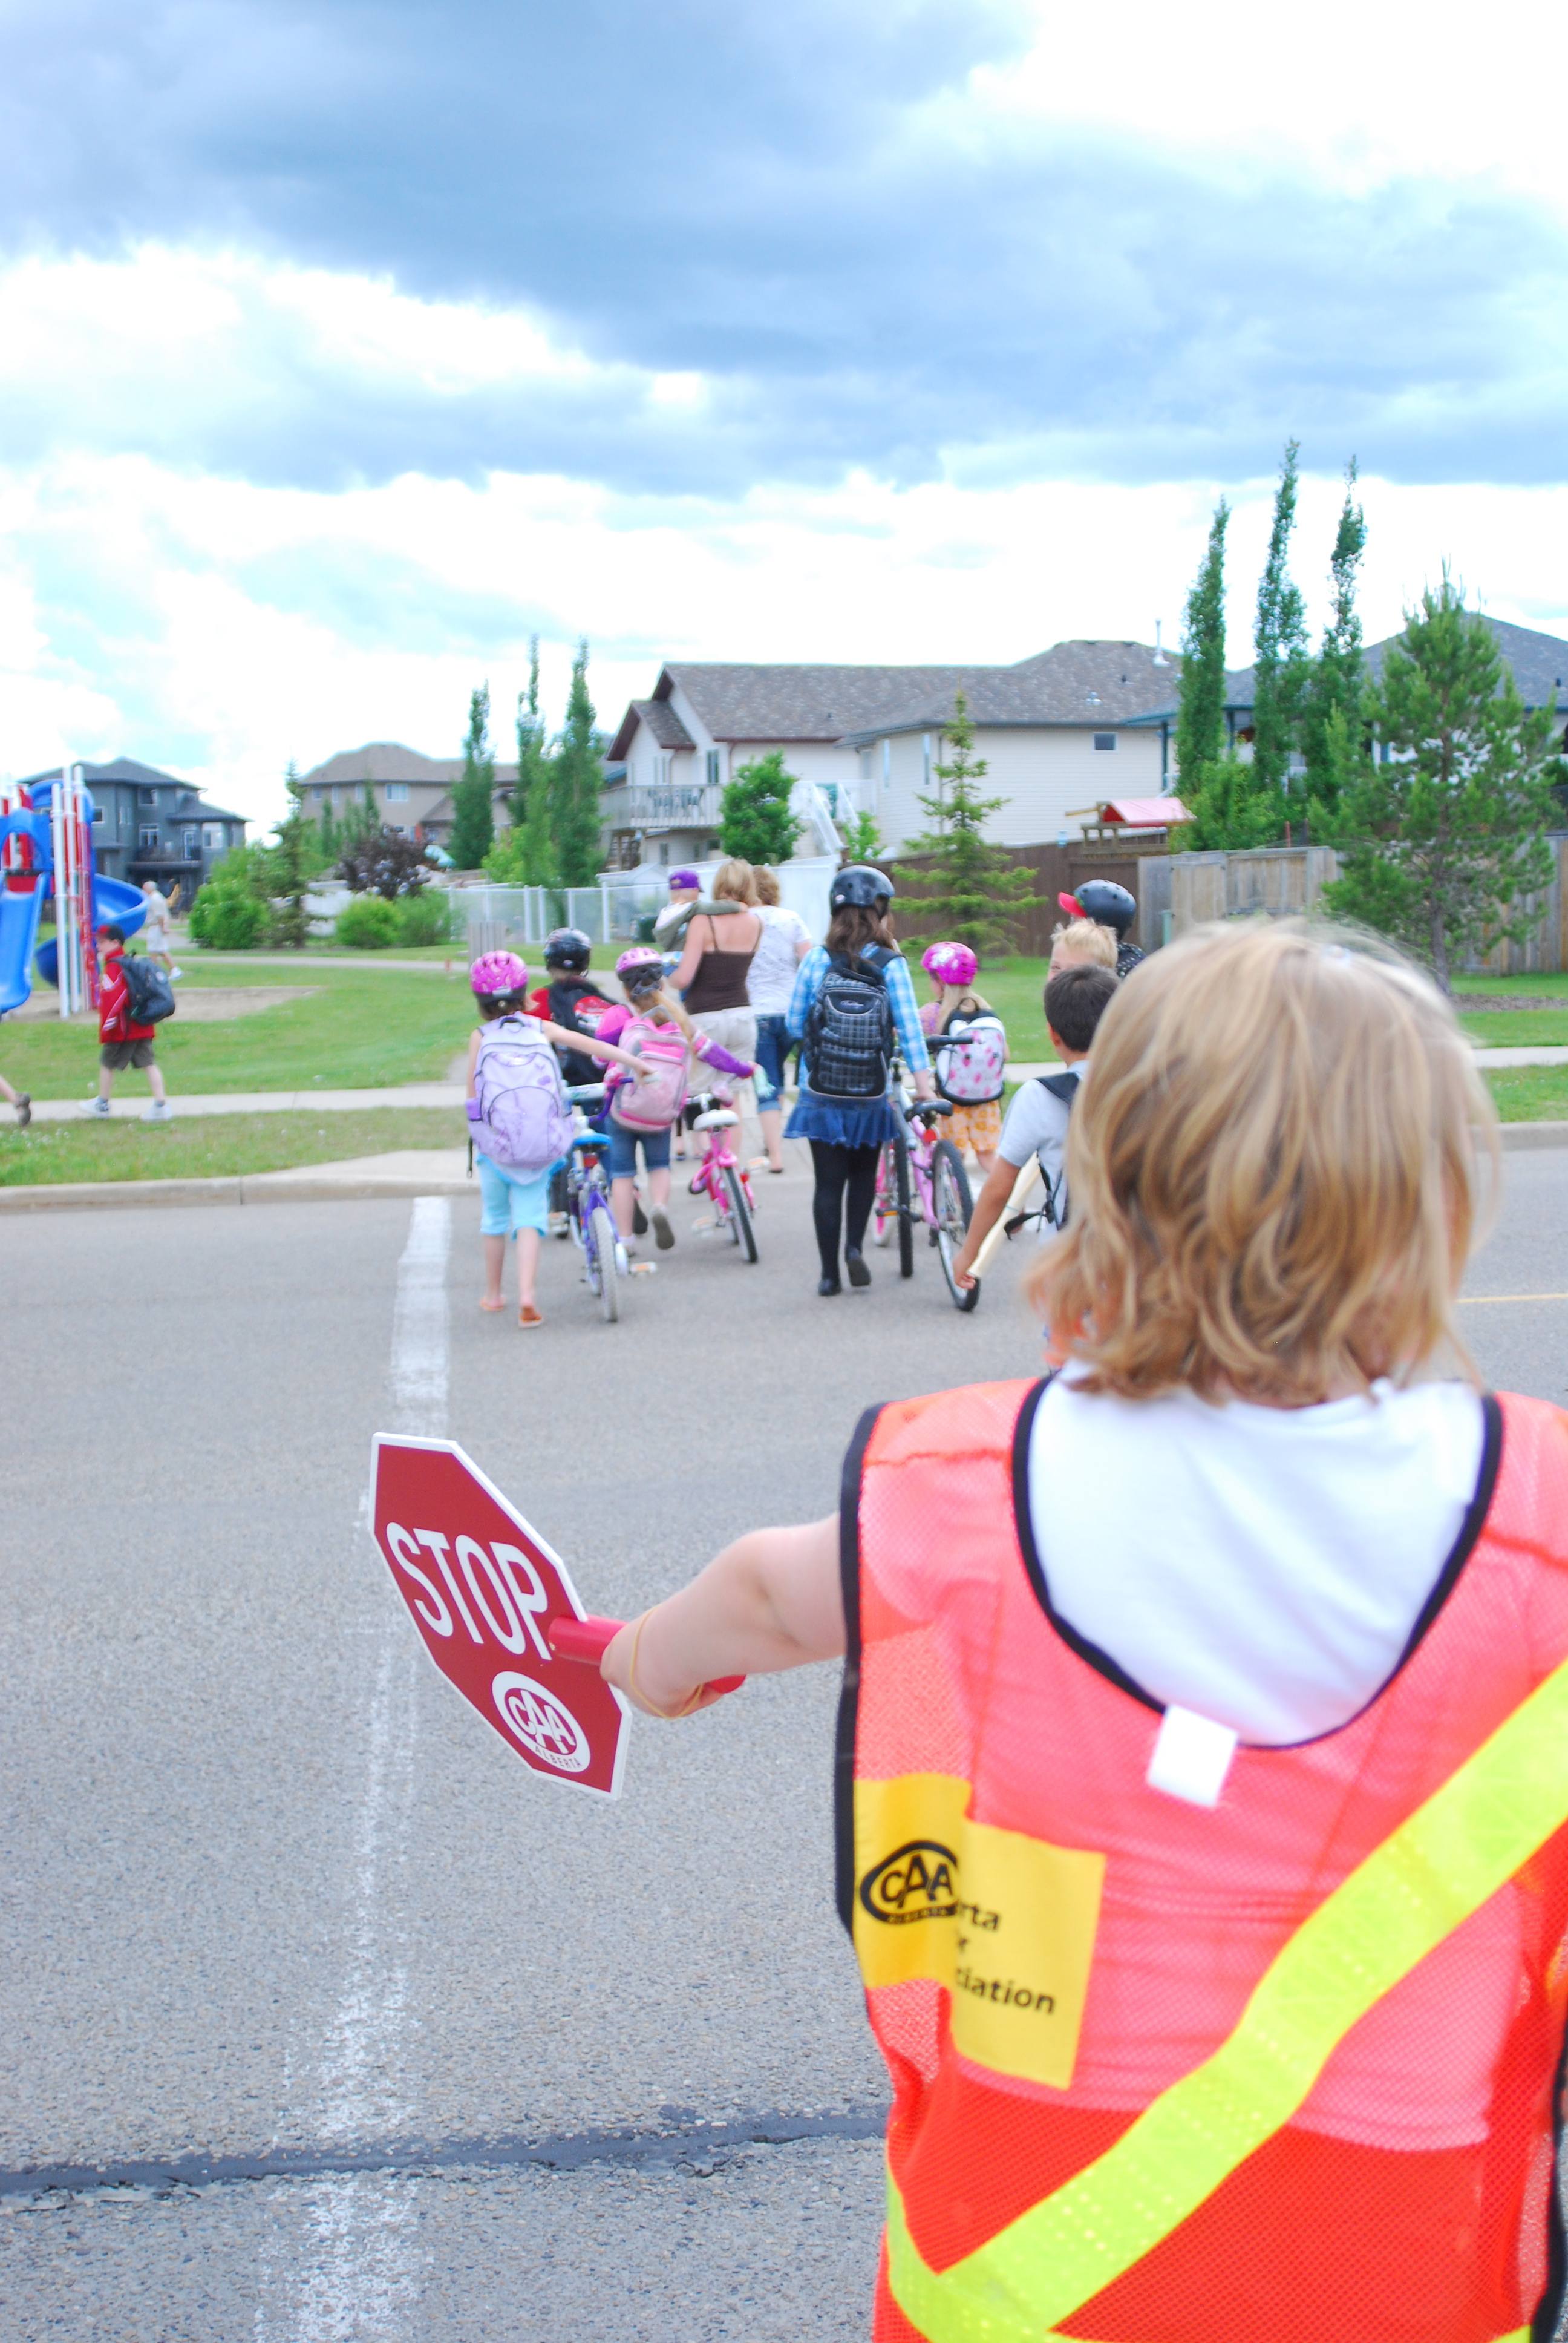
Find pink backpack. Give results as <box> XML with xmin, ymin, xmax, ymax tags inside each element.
<box><xmin>610</xmin><ymin>1014</ymin><xmax>690</xmax><ymax>1131</ymax></box>
<box><xmin>934</xmin><ymin>1008</ymin><xmax>1009</xmax><ymax>1104</ymax></box>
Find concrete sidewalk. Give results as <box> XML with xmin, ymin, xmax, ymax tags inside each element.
<box><xmin>27</xmin><ymin>1082</ymin><xmax>465</xmax><ymax>1122</ymax></box>
<box><xmin>1007</xmin><ymin>1046</ymin><xmax>1568</xmax><ymax>1078</ymax></box>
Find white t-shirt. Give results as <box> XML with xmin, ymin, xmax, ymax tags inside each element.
<box><xmin>998</xmin><ymin>1061</ymin><xmax>1085</xmax><ymax>1224</ymax></box>
<box><xmin>1027</xmin><ymin>1369</ymin><xmax>1487</xmax><ymax>1743</ymax></box>
<box><xmin>748</xmin><ymin>903</ymin><xmax>810</xmax><ymax>1014</ymax></box>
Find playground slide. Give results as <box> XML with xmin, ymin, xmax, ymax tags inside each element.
<box><xmin>0</xmin><ymin>883</ymin><xmax>43</xmax><ymax>1017</ymax></box>
<box><xmin>33</xmin><ymin>874</ymin><xmax>146</xmax><ymax>991</ymax></box>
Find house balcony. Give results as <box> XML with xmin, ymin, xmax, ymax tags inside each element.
<box><xmin>603</xmin><ymin>782</ymin><xmax>721</xmax><ymax>831</ymax></box>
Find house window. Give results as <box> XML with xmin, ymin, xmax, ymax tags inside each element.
<box><xmin>881</xmin><ymin>739</ymin><xmax>891</xmax><ymax>790</ymax></box>
<box><xmin>858</xmin><ymin>748</ymin><xmax>872</xmax><ymax>780</ymax></box>
<box><xmin>203</xmin><ymin>823</ymin><xmax>224</xmax><ymax>848</ymax></box>
<box><xmin>139</xmin><ymin>787</ymin><xmax>157</xmax><ymax>805</ymax></box>
<box><xmin>658</xmin><ymin>841</ymin><xmax>669</xmax><ymax>865</ymax></box>
<box><xmin>922</xmin><ymin>733</ymin><xmax>932</xmax><ymax>787</ymax></box>
<box><xmin>312</xmin><ymin>785</ymin><xmax>326</xmax><ymax>800</ymax></box>
<box><xmin>91</xmin><ymin>805</ymin><xmax>104</xmax><ymax>824</ymax></box>
<box><xmin>705</xmin><ymin>749</ymin><xmax>720</xmax><ymax>789</ymax></box>
<box><xmin>1093</xmin><ymin>733</ymin><xmax>1116</xmax><ymax>752</ymax></box>
<box><xmin>653</xmin><ymin>753</ymin><xmax>672</xmax><ymax>787</ymax></box>
<box><xmin>385</xmin><ymin>782</ymin><xmax>409</xmax><ymax>802</ymax></box>
<box><xmin>183</xmin><ymin>828</ymin><xmax>200</xmax><ymax>859</ymax></box>
<box><xmin>388</xmin><ymin>824</ymin><xmax>407</xmax><ymax>836</ymax></box>
<box><xmin>139</xmin><ymin>825</ymin><xmax>159</xmax><ymax>851</ymax></box>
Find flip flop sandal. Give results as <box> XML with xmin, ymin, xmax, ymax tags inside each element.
<box><xmin>518</xmin><ymin>1305</ymin><xmax>545</xmax><ymax>1328</ymax></box>
<box><xmin>479</xmin><ymin>1298</ymin><xmax>507</xmax><ymax>1312</ymax></box>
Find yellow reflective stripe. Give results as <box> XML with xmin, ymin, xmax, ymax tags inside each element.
<box><xmin>888</xmin><ymin>1653</ymin><xmax>1568</xmax><ymax>2343</ymax></box>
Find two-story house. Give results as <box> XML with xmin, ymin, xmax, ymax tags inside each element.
<box><xmin>299</xmin><ymin>743</ymin><xmax>517</xmax><ymax>850</ymax></box>
<box><xmin>16</xmin><ymin>758</ymin><xmax>246</xmax><ymax>898</ymax></box>
<box><xmin>603</xmin><ymin>643</ymin><xmax>1184</xmax><ymax>867</ymax></box>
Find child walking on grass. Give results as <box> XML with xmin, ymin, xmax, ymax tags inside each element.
<box><xmin>598</xmin><ymin>920</ymin><xmax>1568</xmax><ymax>2343</ymax></box>
<box><xmin>465</xmin><ymin>951</ymin><xmax>649</xmax><ymax>1328</ymax></box>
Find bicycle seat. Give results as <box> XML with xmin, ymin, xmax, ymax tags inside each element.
<box><xmin>693</xmin><ymin>1107</ymin><xmax>739</xmax><ymax>1130</ymax></box>
<box><xmin>570</xmin><ymin>1130</ymin><xmax>606</xmax><ymax>1152</ymax></box>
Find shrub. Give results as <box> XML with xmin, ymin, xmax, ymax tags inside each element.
<box><xmin>336</xmin><ymin>894</ymin><xmax>400</xmax><ymax>949</ymax></box>
<box><xmin>394</xmin><ymin>889</ymin><xmax>457</xmax><ymax>946</ymax></box>
<box><xmin>189</xmin><ymin>848</ymin><xmax>269</xmax><ymax>949</ymax></box>
<box><xmin>336</xmin><ymin>826</ymin><xmax>437</xmax><ymax>899</ymax></box>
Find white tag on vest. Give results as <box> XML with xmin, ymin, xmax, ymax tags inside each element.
<box><xmin>1147</xmin><ymin>1706</ymin><xmax>1238</xmax><ymax>1807</ymax></box>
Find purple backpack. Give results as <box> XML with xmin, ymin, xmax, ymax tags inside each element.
<box><xmin>471</xmin><ymin>1016</ymin><xmax>573</xmax><ymax>1174</ymax></box>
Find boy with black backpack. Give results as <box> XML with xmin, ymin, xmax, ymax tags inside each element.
<box><xmin>79</xmin><ymin>923</ymin><xmax>176</xmax><ymax>1122</ymax></box>
<box><xmin>951</xmin><ymin>960</ymin><xmax>1117</xmax><ymax>1289</ymax></box>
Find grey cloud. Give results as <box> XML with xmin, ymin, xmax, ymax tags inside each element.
<box><xmin>1</xmin><ymin>1</ymin><xmax>1565</xmax><ymax>491</ymax></box>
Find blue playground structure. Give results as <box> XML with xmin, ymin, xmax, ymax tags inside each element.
<box><xmin>0</xmin><ymin>770</ymin><xmax>146</xmax><ymax>1018</ymax></box>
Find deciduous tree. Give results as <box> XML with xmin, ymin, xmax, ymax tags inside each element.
<box><xmin>719</xmin><ymin>750</ymin><xmax>804</xmax><ymax>865</ymax></box>
<box><xmin>449</xmin><ymin>685</ymin><xmax>497</xmax><ymax>870</ymax></box>
<box><xmin>550</xmin><ymin>641</ymin><xmax>604</xmax><ymax>886</ymax></box>
<box><xmin>1303</xmin><ymin>460</ymin><xmax>1368</xmax><ymax>825</ymax></box>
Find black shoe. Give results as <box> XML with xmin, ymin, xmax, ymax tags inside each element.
<box><xmin>846</xmin><ymin>1252</ymin><xmax>871</xmax><ymax>1288</ymax></box>
<box><xmin>817</xmin><ymin>1275</ymin><xmax>842</xmax><ymax>1297</ymax></box>
<box><xmin>632</xmin><ymin>1200</ymin><xmax>649</xmax><ymax>1236</ymax></box>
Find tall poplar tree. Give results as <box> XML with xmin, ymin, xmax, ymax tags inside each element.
<box><xmin>1250</xmin><ymin>437</ymin><xmax>1311</xmax><ymax>800</ymax></box>
<box><xmin>550</xmin><ymin>641</ymin><xmax>604</xmax><ymax>886</ymax></box>
<box><xmin>488</xmin><ymin>637</ymin><xmax>558</xmax><ymax>883</ymax></box>
<box><xmin>896</xmin><ymin>694</ymin><xmax>1036</xmax><ymax>954</ymax></box>
<box><xmin>269</xmin><ymin>759</ymin><xmax>314</xmax><ymax>948</ymax></box>
<box><xmin>1302</xmin><ymin>459</ymin><xmax>1368</xmax><ymax>823</ymax></box>
<box><xmin>449</xmin><ymin>684</ymin><xmax>497</xmax><ymax>870</ymax></box>
<box><xmin>1175</xmin><ymin>497</ymin><xmax>1229</xmax><ymax>790</ymax></box>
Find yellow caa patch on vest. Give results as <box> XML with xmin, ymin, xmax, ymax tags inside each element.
<box><xmin>854</xmin><ymin>1773</ymin><xmax>1106</xmax><ymax>2089</ymax></box>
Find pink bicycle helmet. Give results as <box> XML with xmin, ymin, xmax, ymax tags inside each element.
<box><xmin>615</xmin><ymin>945</ymin><xmax>665</xmax><ymax>989</ymax></box>
<box><xmin>470</xmin><ymin>949</ymin><xmax>528</xmax><ymax>997</ymax></box>
<box><xmin>921</xmin><ymin>940</ymin><xmax>978</xmax><ymax>987</ymax></box>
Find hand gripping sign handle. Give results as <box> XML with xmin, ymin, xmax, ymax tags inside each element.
<box><xmin>547</xmin><ymin>1614</ymin><xmax>746</xmax><ymax>1700</ymax></box>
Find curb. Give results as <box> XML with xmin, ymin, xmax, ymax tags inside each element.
<box><xmin>0</xmin><ymin>1172</ymin><xmax>474</xmax><ymax>1214</ymax></box>
<box><xmin>1498</xmin><ymin>1121</ymin><xmax>1568</xmax><ymax>1151</ymax></box>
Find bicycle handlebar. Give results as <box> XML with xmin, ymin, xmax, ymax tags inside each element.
<box><xmin>566</xmin><ymin>1083</ymin><xmax>606</xmax><ymax>1105</ymax></box>
<box><xmin>905</xmin><ymin>1099</ymin><xmax>953</xmax><ymax>1122</ymax></box>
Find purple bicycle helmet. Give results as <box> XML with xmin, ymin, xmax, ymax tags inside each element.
<box><xmin>921</xmin><ymin>940</ymin><xmax>978</xmax><ymax>987</ymax></box>
<box><xmin>615</xmin><ymin>945</ymin><xmax>665</xmax><ymax>991</ymax></box>
<box><xmin>469</xmin><ymin>949</ymin><xmax>529</xmax><ymax>997</ymax></box>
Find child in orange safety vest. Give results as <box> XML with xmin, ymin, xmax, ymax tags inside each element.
<box><xmin>602</xmin><ymin>919</ymin><xmax>1568</xmax><ymax>2343</ymax></box>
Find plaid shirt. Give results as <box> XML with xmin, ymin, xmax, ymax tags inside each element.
<box><xmin>786</xmin><ymin>946</ymin><xmax>930</xmax><ymax>1073</ymax></box>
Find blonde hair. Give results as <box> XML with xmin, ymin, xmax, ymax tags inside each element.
<box><xmin>753</xmin><ymin>867</ymin><xmax>780</xmax><ymax>906</ymax></box>
<box><xmin>1050</xmin><ymin>918</ymin><xmax>1117</xmax><ymax>971</ymax></box>
<box><xmin>713</xmin><ymin>858</ymin><xmax>759</xmax><ymax>906</ymax></box>
<box><xmin>1030</xmin><ymin>921</ymin><xmax>1495</xmax><ymax>1405</ymax></box>
<box><xmin>623</xmin><ymin>968</ymin><xmax>696</xmax><ymax>1040</ymax></box>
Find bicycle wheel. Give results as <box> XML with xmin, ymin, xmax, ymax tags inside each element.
<box><xmin>724</xmin><ymin>1164</ymin><xmax>759</xmax><ymax>1263</ymax></box>
<box><xmin>890</xmin><ymin>1130</ymin><xmax>914</xmax><ymax>1278</ymax></box>
<box><xmin>585</xmin><ymin>1196</ymin><xmax>619</xmax><ymax>1322</ymax></box>
<box><xmin>930</xmin><ymin>1140</ymin><xmax>979</xmax><ymax>1312</ymax></box>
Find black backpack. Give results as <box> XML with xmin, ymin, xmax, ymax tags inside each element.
<box><xmin>121</xmin><ymin>954</ymin><xmax>176</xmax><ymax>1024</ymax></box>
<box><xmin>545</xmin><ymin>977</ymin><xmax>610</xmax><ymax>1087</ymax></box>
<box><xmin>805</xmin><ymin>948</ymin><xmax>897</xmax><ymax>1098</ymax></box>
<box><xmin>1036</xmin><ymin>1071</ymin><xmax>1078</xmax><ymax>1228</ymax></box>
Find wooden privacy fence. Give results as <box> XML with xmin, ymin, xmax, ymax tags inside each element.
<box><xmin>1169</xmin><ymin>839</ymin><xmax>1568</xmax><ymax>974</ymax></box>
<box><xmin>893</xmin><ymin>840</ymin><xmax>1174</xmax><ymax>959</ymax></box>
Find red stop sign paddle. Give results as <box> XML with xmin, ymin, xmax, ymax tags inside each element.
<box><xmin>370</xmin><ymin>1434</ymin><xmax>630</xmax><ymax>1799</ymax></box>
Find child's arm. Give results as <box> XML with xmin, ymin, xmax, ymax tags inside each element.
<box><xmin>465</xmin><ymin>1027</ymin><xmax>481</xmax><ymax>1099</ymax></box>
<box><xmin>542</xmin><ymin>1020</ymin><xmax>648</xmax><ymax>1078</ymax></box>
<box><xmin>951</xmin><ymin>1153</ymin><xmax>1028</xmax><ymax>1289</ymax></box>
<box><xmin>601</xmin><ymin>1516</ymin><xmax>843</xmax><ymax>1717</ymax></box>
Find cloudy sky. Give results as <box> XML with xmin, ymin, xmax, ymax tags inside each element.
<box><xmin>2</xmin><ymin>0</ymin><xmax>1566</xmax><ymax>828</ymax></box>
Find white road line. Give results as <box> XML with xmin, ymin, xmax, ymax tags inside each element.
<box><xmin>257</xmin><ymin>1198</ymin><xmax>450</xmax><ymax>2341</ymax></box>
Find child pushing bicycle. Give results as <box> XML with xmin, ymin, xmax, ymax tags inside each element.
<box><xmin>598</xmin><ymin>919</ymin><xmax>1568</xmax><ymax>2343</ymax></box>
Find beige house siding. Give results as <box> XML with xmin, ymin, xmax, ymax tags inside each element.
<box><xmin>876</xmin><ymin>724</ymin><xmax>1166</xmax><ymax>854</ymax></box>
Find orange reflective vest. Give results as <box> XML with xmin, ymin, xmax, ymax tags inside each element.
<box><xmin>838</xmin><ymin>1377</ymin><xmax>1568</xmax><ymax>2343</ymax></box>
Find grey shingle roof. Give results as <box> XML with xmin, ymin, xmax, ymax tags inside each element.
<box><xmin>15</xmin><ymin>756</ymin><xmax>246</xmax><ymax>824</ymax></box>
<box><xmin>1126</xmin><ymin>617</ymin><xmax>1568</xmax><ymax>725</ymax></box>
<box><xmin>631</xmin><ymin>698</ymin><xmax>696</xmax><ymax>752</ymax></box>
<box><xmin>662</xmin><ymin>663</ymin><xmax>976</xmax><ymax>742</ymax></box>
<box><xmin>837</xmin><ymin>640</ymin><xmax>1184</xmax><ymax>741</ymax></box>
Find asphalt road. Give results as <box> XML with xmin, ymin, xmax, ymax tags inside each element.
<box><xmin>3</xmin><ymin>1147</ymin><xmax>1567</xmax><ymax>2340</ymax></box>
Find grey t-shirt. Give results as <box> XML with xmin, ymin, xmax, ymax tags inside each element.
<box><xmin>998</xmin><ymin>1061</ymin><xmax>1085</xmax><ymax>1224</ymax></box>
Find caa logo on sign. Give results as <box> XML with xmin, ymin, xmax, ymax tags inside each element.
<box><xmin>860</xmin><ymin>1839</ymin><xmax>959</xmax><ymax>1926</ymax></box>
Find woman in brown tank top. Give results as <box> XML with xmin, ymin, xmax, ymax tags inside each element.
<box><xmin>671</xmin><ymin>859</ymin><xmax>762</xmax><ymax>1113</ymax></box>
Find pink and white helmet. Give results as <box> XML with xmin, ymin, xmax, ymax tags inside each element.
<box><xmin>921</xmin><ymin>940</ymin><xmax>978</xmax><ymax>987</ymax></box>
<box><xmin>469</xmin><ymin>949</ymin><xmax>528</xmax><ymax>997</ymax></box>
<box><xmin>615</xmin><ymin>946</ymin><xmax>665</xmax><ymax>989</ymax></box>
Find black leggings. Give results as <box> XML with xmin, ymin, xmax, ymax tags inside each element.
<box><xmin>809</xmin><ymin>1141</ymin><xmax>879</xmax><ymax>1279</ymax></box>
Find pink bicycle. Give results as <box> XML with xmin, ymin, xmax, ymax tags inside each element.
<box><xmin>685</xmin><ymin>1089</ymin><xmax>759</xmax><ymax>1263</ymax></box>
<box><xmin>872</xmin><ymin>1093</ymin><xmax>977</xmax><ymax>1312</ymax></box>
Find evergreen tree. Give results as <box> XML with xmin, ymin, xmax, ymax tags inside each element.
<box><xmin>1175</xmin><ymin>496</ymin><xmax>1229</xmax><ymax>790</ymax></box>
<box><xmin>485</xmin><ymin>640</ymin><xmax>558</xmax><ymax>883</ymax></box>
<box><xmin>841</xmin><ymin>808</ymin><xmax>885</xmax><ymax>863</ymax></box>
<box><xmin>1250</xmin><ymin>437</ymin><xmax>1311</xmax><ymax>805</ymax></box>
<box><xmin>449</xmin><ymin>686</ymin><xmax>497</xmax><ymax>870</ymax></box>
<box><xmin>896</xmin><ymin>693</ymin><xmax>1036</xmax><ymax>953</ymax></box>
<box><xmin>1321</xmin><ymin>579</ymin><xmax>1560</xmax><ymax>992</ymax></box>
<box><xmin>550</xmin><ymin>641</ymin><xmax>604</xmax><ymax>886</ymax></box>
<box><xmin>318</xmin><ymin>798</ymin><xmax>336</xmax><ymax>860</ymax></box>
<box><xmin>269</xmin><ymin>759</ymin><xmax>315</xmax><ymax>948</ymax></box>
<box><xmin>1302</xmin><ymin>459</ymin><xmax>1368</xmax><ymax>825</ymax></box>
<box><xmin>719</xmin><ymin>750</ymin><xmax>804</xmax><ymax>865</ymax></box>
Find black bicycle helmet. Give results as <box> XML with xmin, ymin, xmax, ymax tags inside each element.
<box><xmin>1060</xmin><ymin>879</ymin><xmax>1137</xmax><ymax>937</ymax></box>
<box><xmin>543</xmin><ymin>925</ymin><xmax>592</xmax><ymax>971</ymax></box>
<box><xmin>829</xmin><ymin>863</ymin><xmax>895</xmax><ymax>912</ymax></box>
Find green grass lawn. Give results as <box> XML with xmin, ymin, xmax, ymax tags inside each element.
<box><xmin>0</xmin><ymin>1108</ymin><xmax>460</xmax><ymax>1187</ymax></box>
<box><xmin>0</xmin><ymin>962</ymin><xmax>476</xmax><ymax>1098</ymax></box>
<box><xmin>1460</xmin><ymin>1010</ymin><xmax>1568</xmax><ymax>1048</ymax></box>
<box><xmin>1483</xmin><ymin>1069</ymin><xmax>1568</xmax><ymax>1122</ymax></box>
<box><xmin>949</xmin><ymin>956</ymin><xmax>1059</xmax><ymax>1061</ymax></box>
